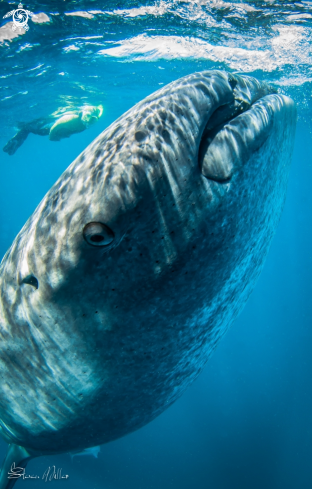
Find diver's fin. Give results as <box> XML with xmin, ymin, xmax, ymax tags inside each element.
<box><xmin>3</xmin><ymin>129</ymin><xmax>29</xmax><ymax>156</ymax></box>
<box><xmin>0</xmin><ymin>444</ymin><xmax>32</xmax><ymax>489</ymax></box>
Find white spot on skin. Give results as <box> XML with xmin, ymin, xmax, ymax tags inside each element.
<box><xmin>76</xmin><ymin>177</ymin><xmax>84</xmax><ymax>193</ymax></box>
<box><xmin>5</xmin><ymin>285</ymin><xmax>16</xmax><ymax>305</ymax></box>
<box><xmin>20</xmin><ymin>255</ymin><xmax>30</xmax><ymax>279</ymax></box>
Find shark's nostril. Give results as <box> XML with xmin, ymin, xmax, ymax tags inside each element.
<box><xmin>21</xmin><ymin>275</ymin><xmax>39</xmax><ymax>290</ymax></box>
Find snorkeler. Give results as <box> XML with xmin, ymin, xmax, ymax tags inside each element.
<box><xmin>3</xmin><ymin>105</ymin><xmax>103</xmax><ymax>156</ymax></box>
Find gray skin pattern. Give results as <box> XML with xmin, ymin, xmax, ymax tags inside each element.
<box><xmin>0</xmin><ymin>70</ymin><xmax>296</xmax><ymax>487</ymax></box>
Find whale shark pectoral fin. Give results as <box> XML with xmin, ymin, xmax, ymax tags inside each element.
<box><xmin>0</xmin><ymin>444</ymin><xmax>33</xmax><ymax>489</ymax></box>
<box><xmin>70</xmin><ymin>445</ymin><xmax>101</xmax><ymax>460</ymax></box>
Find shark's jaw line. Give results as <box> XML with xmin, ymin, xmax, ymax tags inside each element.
<box><xmin>198</xmin><ymin>72</ymin><xmax>277</xmax><ymax>183</ymax></box>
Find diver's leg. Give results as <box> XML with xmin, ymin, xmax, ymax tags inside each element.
<box><xmin>27</xmin><ymin>117</ymin><xmax>54</xmax><ymax>136</ymax></box>
<box><xmin>3</xmin><ymin>129</ymin><xmax>29</xmax><ymax>156</ymax></box>
<box><xmin>2</xmin><ymin>117</ymin><xmax>55</xmax><ymax>155</ymax></box>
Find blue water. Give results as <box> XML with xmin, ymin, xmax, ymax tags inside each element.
<box><xmin>0</xmin><ymin>1</ymin><xmax>312</xmax><ymax>488</ymax></box>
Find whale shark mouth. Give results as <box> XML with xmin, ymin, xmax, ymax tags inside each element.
<box><xmin>198</xmin><ymin>73</ymin><xmax>278</xmax><ymax>183</ymax></box>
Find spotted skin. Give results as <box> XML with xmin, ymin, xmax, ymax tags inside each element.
<box><xmin>0</xmin><ymin>71</ymin><xmax>296</xmax><ymax>469</ymax></box>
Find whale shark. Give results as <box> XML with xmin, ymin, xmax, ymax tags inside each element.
<box><xmin>0</xmin><ymin>70</ymin><xmax>296</xmax><ymax>488</ymax></box>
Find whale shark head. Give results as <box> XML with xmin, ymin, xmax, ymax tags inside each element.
<box><xmin>0</xmin><ymin>71</ymin><xmax>296</xmax><ymax>459</ymax></box>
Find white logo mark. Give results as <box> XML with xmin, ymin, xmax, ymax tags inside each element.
<box><xmin>3</xmin><ymin>3</ymin><xmax>34</xmax><ymax>31</ymax></box>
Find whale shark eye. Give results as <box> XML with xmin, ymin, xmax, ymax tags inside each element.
<box><xmin>83</xmin><ymin>222</ymin><xmax>114</xmax><ymax>247</ymax></box>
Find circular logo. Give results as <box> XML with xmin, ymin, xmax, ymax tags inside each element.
<box><xmin>12</xmin><ymin>8</ymin><xmax>28</xmax><ymax>29</ymax></box>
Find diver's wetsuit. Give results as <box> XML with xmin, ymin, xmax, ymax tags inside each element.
<box><xmin>3</xmin><ymin>106</ymin><xmax>103</xmax><ymax>156</ymax></box>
